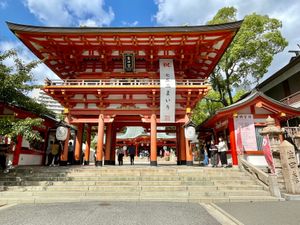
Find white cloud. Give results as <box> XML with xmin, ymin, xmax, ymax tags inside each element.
<box><xmin>0</xmin><ymin>41</ymin><xmax>59</xmax><ymax>84</ymax></box>
<box><xmin>153</xmin><ymin>0</ymin><xmax>300</xmax><ymax>80</ymax></box>
<box><xmin>23</xmin><ymin>0</ymin><xmax>115</xmax><ymax>26</ymax></box>
<box><xmin>0</xmin><ymin>0</ymin><xmax>7</xmax><ymax>9</ymax></box>
<box><xmin>121</xmin><ymin>21</ymin><xmax>139</xmax><ymax>27</ymax></box>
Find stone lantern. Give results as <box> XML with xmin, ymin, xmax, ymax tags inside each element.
<box><xmin>260</xmin><ymin>116</ymin><xmax>283</xmax><ymax>172</ymax></box>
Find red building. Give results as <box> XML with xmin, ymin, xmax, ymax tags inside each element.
<box><xmin>198</xmin><ymin>91</ymin><xmax>300</xmax><ymax>166</ymax></box>
<box><xmin>8</xmin><ymin>21</ymin><xmax>242</xmax><ymax>166</ymax></box>
<box><xmin>0</xmin><ymin>101</ymin><xmax>57</xmax><ymax>166</ymax></box>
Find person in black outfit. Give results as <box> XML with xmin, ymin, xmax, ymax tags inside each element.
<box><xmin>128</xmin><ymin>144</ymin><xmax>135</xmax><ymax>165</ymax></box>
<box><xmin>0</xmin><ymin>150</ymin><xmax>7</xmax><ymax>172</ymax></box>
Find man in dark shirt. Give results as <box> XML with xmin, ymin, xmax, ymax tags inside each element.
<box><xmin>128</xmin><ymin>144</ymin><xmax>135</xmax><ymax>165</ymax></box>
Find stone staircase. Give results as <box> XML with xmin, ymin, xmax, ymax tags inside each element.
<box><xmin>0</xmin><ymin>166</ymin><xmax>281</xmax><ymax>204</ymax></box>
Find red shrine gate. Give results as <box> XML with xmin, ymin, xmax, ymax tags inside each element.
<box><xmin>8</xmin><ymin>21</ymin><xmax>242</xmax><ymax>166</ymax></box>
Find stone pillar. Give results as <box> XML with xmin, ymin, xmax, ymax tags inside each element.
<box><xmin>74</xmin><ymin>124</ymin><xmax>83</xmax><ymax>165</ymax></box>
<box><xmin>96</xmin><ymin>114</ymin><xmax>104</xmax><ymax>167</ymax></box>
<box><xmin>260</xmin><ymin>116</ymin><xmax>283</xmax><ymax>174</ymax></box>
<box><xmin>84</xmin><ymin>124</ymin><xmax>91</xmax><ymax>165</ymax></box>
<box><xmin>150</xmin><ymin>113</ymin><xmax>157</xmax><ymax>166</ymax></box>
<box><xmin>280</xmin><ymin>140</ymin><xmax>300</xmax><ymax>194</ymax></box>
<box><xmin>104</xmin><ymin>123</ymin><xmax>112</xmax><ymax>165</ymax></box>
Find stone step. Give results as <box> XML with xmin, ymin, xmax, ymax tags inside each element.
<box><xmin>2</xmin><ymin>183</ymin><xmax>265</xmax><ymax>192</ymax></box>
<box><xmin>0</xmin><ymin>195</ymin><xmax>280</xmax><ymax>205</ymax></box>
<box><xmin>189</xmin><ymin>190</ymin><xmax>271</xmax><ymax>197</ymax></box>
<box><xmin>0</xmin><ymin>189</ymin><xmax>271</xmax><ymax>199</ymax></box>
<box><xmin>0</xmin><ymin>166</ymin><xmax>278</xmax><ymax>204</ymax></box>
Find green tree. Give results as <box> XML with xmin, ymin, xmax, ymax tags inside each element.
<box><xmin>208</xmin><ymin>7</ymin><xmax>288</xmax><ymax>106</ymax></box>
<box><xmin>0</xmin><ymin>50</ymin><xmax>54</xmax><ymax>142</ymax></box>
<box><xmin>192</xmin><ymin>89</ymin><xmax>248</xmax><ymax>124</ymax></box>
<box><xmin>192</xmin><ymin>7</ymin><xmax>288</xmax><ymax>124</ymax></box>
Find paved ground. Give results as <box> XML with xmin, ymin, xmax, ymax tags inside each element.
<box><xmin>216</xmin><ymin>201</ymin><xmax>300</xmax><ymax>225</ymax></box>
<box><xmin>0</xmin><ymin>202</ymin><xmax>220</xmax><ymax>225</ymax></box>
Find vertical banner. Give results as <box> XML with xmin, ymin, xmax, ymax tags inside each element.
<box><xmin>234</xmin><ymin>114</ymin><xmax>258</xmax><ymax>151</ymax></box>
<box><xmin>262</xmin><ymin>135</ymin><xmax>275</xmax><ymax>174</ymax></box>
<box><xmin>159</xmin><ymin>59</ymin><xmax>176</xmax><ymax>122</ymax></box>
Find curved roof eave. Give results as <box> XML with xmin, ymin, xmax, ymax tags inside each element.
<box><xmin>198</xmin><ymin>90</ymin><xmax>300</xmax><ymax>128</ymax></box>
<box><xmin>6</xmin><ymin>21</ymin><xmax>243</xmax><ymax>34</ymax></box>
<box><xmin>216</xmin><ymin>91</ymin><xmax>300</xmax><ymax>114</ymax></box>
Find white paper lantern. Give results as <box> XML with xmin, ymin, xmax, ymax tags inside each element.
<box><xmin>184</xmin><ymin>126</ymin><xmax>196</xmax><ymax>140</ymax></box>
<box><xmin>56</xmin><ymin>126</ymin><xmax>68</xmax><ymax>141</ymax></box>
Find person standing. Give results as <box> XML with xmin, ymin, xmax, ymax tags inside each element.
<box><xmin>206</xmin><ymin>140</ymin><xmax>212</xmax><ymax>166</ymax></box>
<box><xmin>47</xmin><ymin>141</ymin><xmax>54</xmax><ymax>166</ymax></box>
<box><xmin>0</xmin><ymin>145</ymin><xmax>8</xmax><ymax>173</ymax></box>
<box><xmin>51</xmin><ymin>141</ymin><xmax>60</xmax><ymax>166</ymax></box>
<box><xmin>209</xmin><ymin>140</ymin><xmax>218</xmax><ymax>167</ymax></box>
<box><xmin>217</xmin><ymin>137</ymin><xmax>228</xmax><ymax>167</ymax></box>
<box><xmin>128</xmin><ymin>144</ymin><xmax>135</xmax><ymax>165</ymax></box>
<box><xmin>67</xmin><ymin>142</ymin><xmax>74</xmax><ymax>165</ymax></box>
<box><xmin>117</xmin><ymin>147</ymin><xmax>124</xmax><ymax>165</ymax></box>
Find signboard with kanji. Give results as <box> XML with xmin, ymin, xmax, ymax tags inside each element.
<box><xmin>234</xmin><ymin>114</ymin><xmax>258</xmax><ymax>151</ymax></box>
<box><xmin>123</xmin><ymin>53</ymin><xmax>135</xmax><ymax>72</ymax></box>
<box><xmin>159</xmin><ymin>59</ymin><xmax>176</xmax><ymax>122</ymax></box>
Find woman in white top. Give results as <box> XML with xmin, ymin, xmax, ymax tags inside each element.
<box><xmin>217</xmin><ymin>137</ymin><xmax>228</xmax><ymax>167</ymax></box>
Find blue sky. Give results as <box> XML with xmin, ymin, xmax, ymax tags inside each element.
<box><xmin>0</xmin><ymin>0</ymin><xmax>299</xmax><ymax>84</ymax></box>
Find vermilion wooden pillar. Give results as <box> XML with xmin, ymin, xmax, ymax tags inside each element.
<box><xmin>186</xmin><ymin>135</ymin><xmax>193</xmax><ymax>166</ymax></box>
<box><xmin>228</xmin><ymin>116</ymin><xmax>238</xmax><ymax>165</ymax></box>
<box><xmin>150</xmin><ymin>113</ymin><xmax>157</xmax><ymax>166</ymax></box>
<box><xmin>110</xmin><ymin>124</ymin><xmax>117</xmax><ymax>165</ymax></box>
<box><xmin>176</xmin><ymin>126</ymin><xmax>181</xmax><ymax>165</ymax></box>
<box><xmin>74</xmin><ymin>124</ymin><xmax>83</xmax><ymax>165</ymax></box>
<box><xmin>135</xmin><ymin>144</ymin><xmax>138</xmax><ymax>157</ymax></box>
<box><xmin>180</xmin><ymin>127</ymin><xmax>186</xmax><ymax>165</ymax></box>
<box><xmin>84</xmin><ymin>124</ymin><xmax>92</xmax><ymax>165</ymax></box>
<box><xmin>96</xmin><ymin>114</ymin><xmax>104</xmax><ymax>166</ymax></box>
<box><xmin>12</xmin><ymin>135</ymin><xmax>22</xmax><ymax>166</ymax></box>
<box><xmin>60</xmin><ymin>115</ymin><xmax>71</xmax><ymax>166</ymax></box>
<box><xmin>104</xmin><ymin>123</ymin><xmax>112</xmax><ymax>165</ymax></box>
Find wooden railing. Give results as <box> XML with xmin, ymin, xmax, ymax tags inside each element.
<box><xmin>45</xmin><ymin>79</ymin><xmax>209</xmax><ymax>87</ymax></box>
<box><xmin>281</xmin><ymin>91</ymin><xmax>300</xmax><ymax>105</ymax></box>
<box><xmin>239</xmin><ymin>157</ymin><xmax>281</xmax><ymax>198</ymax></box>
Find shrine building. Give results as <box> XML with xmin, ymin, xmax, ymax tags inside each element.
<box><xmin>7</xmin><ymin>21</ymin><xmax>242</xmax><ymax>166</ymax></box>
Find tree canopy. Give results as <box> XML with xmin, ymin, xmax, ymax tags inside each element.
<box><xmin>192</xmin><ymin>7</ymin><xmax>288</xmax><ymax>124</ymax></box>
<box><xmin>0</xmin><ymin>50</ymin><xmax>55</xmax><ymax>142</ymax></box>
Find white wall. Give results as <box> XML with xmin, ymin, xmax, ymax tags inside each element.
<box><xmin>244</xmin><ymin>155</ymin><xmax>268</xmax><ymax>167</ymax></box>
<box><xmin>18</xmin><ymin>154</ymin><xmax>43</xmax><ymax>165</ymax></box>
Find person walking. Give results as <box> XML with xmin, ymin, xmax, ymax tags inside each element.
<box><xmin>117</xmin><ymin>147</ymin><xmax>124</xmax><ymax>165</ymax></box>
<box><xmin>128</xmin><ymin>144</ymin><xmax>135</xmax><ymax>165</ymax></box>
<box><xmin>51</xmin><ymin>141</ymin><xmax>60</xmax><ymax>166</ymax></box>
<box><xmin>209</xmin><ymin>140</ymin><xmax>218</xmax><ymax>167</ymax></box>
